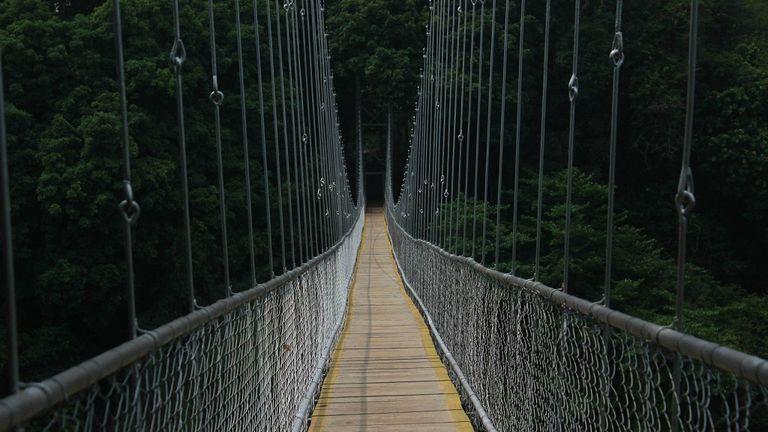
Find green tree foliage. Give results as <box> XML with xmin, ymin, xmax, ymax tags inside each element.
<box><xmin>0</xmin><ymin>0</ymin><xmax>310</xmax><ymax>385</ymax></box>
<box><xmin>0</xmin><ymin>0</ymin><xmax>766</xmax><ymax>393</ymax></box>
<box><xmin>323</xmin><ymin>0</ymin><xmax>768</xmax><ymax>358</ymax></box>
<box><xmin>443</xmin><ymin>169</ymin><xmax>768</xmax><ymax>358</ymax></box>
<box><xmin>325</xmin><ymin>0</ymin><xmax>427</xmax><ymax>171</ymax></box>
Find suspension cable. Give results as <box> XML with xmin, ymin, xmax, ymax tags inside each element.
<box><xmin>454</xmin><ymin>0</ymin><xmax>468</xmax><ymax>254</ymax></box>
<box><xmin>563</xmin><ymin>0</ymin><xmax>581</xmax><ymax>293</ymax></box>
<box><xmin>604</xmin><ymin>0</ymin><xmax>624</xmax><ymax>308</ymax></box>
<box><xmin>265</xmin><ymin>0</ymin><xmax>288</xmax><ymax>272</ymax></box>
<box><xmin>462</xmin><ymin>0</ymin><xmax>478</xmax><ymax>256</ymax></box>
<box><xmin>283</xmin><ymin>0</ymin><xmax>306</xmax><ymax>263</ymax></box>
<box><xmin>493</xmin><ymin>0</ymin><xmax>515</xmax><ymax>268</ymax></box>
<box><xmin>674</xmin><ymin>0</ymin><xmax>699</xmax><ymax>332</ymax></box>
<box><xmin>274</xmin><ymin>0</ymin><xmax>297</xmax><ymax>268</ymax></box>
<box><xmin>505</xmin><ymin>0</ymin><xmax>526</xmax><ymax>272</ymax></box>
<box><xmin>480</xmin><ymin>0</ymin><xmax>497</xmax><ymax>265</ymax></box>
<box><xmin>112</xmin><ymin>0</ymin><xmax>140</xmax><ymax>337</ymax></box>
<box><xmin>234</xmin><ymin>0</ymin><xmax>257</xmax><ymax>287</ymax></box>
<box><xmin>169</xmin><ymin>0</ymin><xmax>196</xmax><ymax>310</ymax></box>
<box><xmin>206</xmin><ymin>0</ymin><xmax>232</xmax><ymax>297</ymax></box>
<box><xmin>252</xmin><ymin>0</ymin><xmax>276</xmax><ymax>277</ymax></box>
<box><xmin>471</xmin><ymin>0</ymin><xmax>485</xmax><ymax>258</ymax></box>
<box><xmin>534</xmin><ymin>0</ymin><xmax>552</xmax><ymax>281</ymax></box>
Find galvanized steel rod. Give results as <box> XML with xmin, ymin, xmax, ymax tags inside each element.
<box><xmin>494</xmin><ymin>0</ymin><xmax>515</xmax><ymax>268</ymax></box>
<box><xmin>446</xmin><ymin>0</ymin><xmax>462</xmax><ymax>252</ymax></box>
<box><xmin>274</xmin><ymin>0</ymin><xmax>297</xmax><ymax>268</ymax></box>
<box><xmin>421</xmin><ymin>4</ymin><xmax>436</xmax><ymax>240</ymax></box>
<box><xmin>563</xmin><ymin>0</ymin><xmax>581</xmax><ymax>293</ymax></box>
<box><xmin>505</xmin><ymin>0</ymin><xmax>525</xmax><ymax>271</ymax></box>
<box><xmin>480</xmin><ymin>0</ymin><xmax>496</xmax><ymax>265</ymax></box>
<box><xmin>112</xmin><ymin>0</ymin><xmax>139</xmax><ymax>338</ymax></box>
<box><xmin>673</xmin><ymin>0</ymin><xmax>699</xmax><ymax>333</ymax></box>
<box><xmin>252</xmin><ymin>0</ymin><xmax>276</xmax><ymax>277</ymax></box>
<box><xmin>302</xmin><ymin>3</ymin><xmax>326</xmax><ymax>251</ymax></box>
<box><xmin>604</xmin><ymin>0</ymin><xmax>624</xmax><ymax>308</ymax></box>
<box><xmin>462</xmin><ymin>0</ymin><xmax>478</xmax><ymax>257</ymax></box>
<box><xmin>437</xmin><ymin>0</ymin><xmax>451</xmax><ymax>246</ymax></box>
<box><xmin>441</xmin><ymin>0</ymin><xmax>456</xmax><ymax>248</ymax></box>
<box><xmin>265</xmin><ymin>0</ymin><xmax>288</xmax><ymax>271</ymax></box>
<box><xmin>234</xmin><ymin>0</ymin><xmax>257</xmax><ymax>286</ymax></box>
<box><xmin>453</xmin><ymin>0</ymin><xmax>468</xmax><ymax>254</ymax></box>
<box><xmin>207</xmin><ymin>0</ymin><xmax>232</xmax><ymax>296</ymax></box>
<box><xmin>307</xmin><ymin>0</ymin><xmax>332</xmax><ymax>248</ymax></box>
<box><xmin>471</xmin><ymin>0</ymin><xmax>485</xmax><ymax>258</ymax></box>
<box><xmin>534</xmin><ymin>0</ymin><xmax>551</xmax><ymax>282</ymax></box>
<box><xmin>421</xmin><ymin>7</ymin><xmax>436</xmax><ymax>240</ymax></box>
<box><xmin>434</xmin><ymin>0</ymin><xmax>449</xmax><ymax>245</ymax></box>
<box><xmin>169</xmin><ymin>0</ymin><xmax>196</xmax><ymax>310</ymax></box>
<box><xmin>283</xmin><ymin>2</ymin><xmax>306</xmax><ymax>263</ymax></box>
<box><xmin>425</xmin><ymin>0</ymin><xmax>439</xmax><ymax>243</ymax></box>
<box><xmin>436</xmin><ymin>0</ymin><xmax>451</xmax><ymax>247</ymax></box>
<box><xmin>294</xmin><ymin>4</ymin><xmax>315</xmax><ymax>260</ymax></box>
<box><xmin>295</xmin><ymin>5</ymin><xmax>318</xmax><ymax>258</ymax></box>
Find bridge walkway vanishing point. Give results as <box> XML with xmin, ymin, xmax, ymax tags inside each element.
<box><xmin>309</xmin><ymin>208</ymin><xmax>473</xmax><ymax>432</ymax></box>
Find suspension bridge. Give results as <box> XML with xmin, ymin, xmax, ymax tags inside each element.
<box><xmin>0</xmin><ymin>0</ymin><xmax>767</xmax><ymax>430</ymax></box>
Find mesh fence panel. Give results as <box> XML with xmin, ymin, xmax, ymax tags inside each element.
<box><xmin>4</xmin><ymin>213</ymin><xmax>364</xmax><ymax>432</ymax></box>
<box><xmin>388</xmin><ymin>214</ymin><xmax>768</xmax><ymax>432</ymax></box>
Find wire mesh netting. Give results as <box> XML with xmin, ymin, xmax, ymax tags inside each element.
<box><xmin>388</xmin><ymin>213</ymin><xmax>768</xmax><ymax>432</ymax></box>
<box><xmin>2</xmin><ymin>213</ymin><xmax>363</xmax><ymax>432</ymax></box>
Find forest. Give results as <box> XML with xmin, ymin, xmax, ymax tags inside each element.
<box><xmin>0</xmin><ymin>0</ymin><xmax>767</xmax><ymax>395</ymax></box>
<box><xmin>325</xmin><ymin>0</ymin><xmax>768</xmax><ymax>359</ymax></box>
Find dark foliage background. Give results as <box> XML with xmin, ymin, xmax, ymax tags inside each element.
<box><xmin>325</xmin><ymin>0</ymin><xmax>768</xmax><ymax>359</ymax></box>
<box><xmin>0</xmin><ymin>0</ymin><xmax>766</xmax><ymax>396</ymax></box>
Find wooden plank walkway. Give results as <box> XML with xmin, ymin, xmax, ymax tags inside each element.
<box><xmin>309</xmin><ymin>208</ymin><xmax>473</xmax><ymax>432</ymax></box>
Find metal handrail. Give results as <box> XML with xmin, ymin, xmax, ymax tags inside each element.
<box><xmin>0</xmin><ymin>205</ymin><xmax>365</xmax><ymax>431</ymax></box>
<box><xmin>385</xmin><ymin>205</ymin><xmax>768</xmax><ymax>388</ymax></box>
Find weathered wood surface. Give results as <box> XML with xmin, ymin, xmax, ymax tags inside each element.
<box><xmin>309</xmin><ymin>208</ymin><xmax>472</xmax><ymax>432</ymax></box>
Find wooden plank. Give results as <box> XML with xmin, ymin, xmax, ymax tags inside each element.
<box><xmin>308</xmin><ymin>209</ymin><xmax>472</xmax><ymax>431</ymax></box>
<box><xmin>317</xmin><ymin>423</ymin><xmax>473</xmax><ymax>432</ymax></box>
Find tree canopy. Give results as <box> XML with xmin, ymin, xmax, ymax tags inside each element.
<box><xmin>0</xmin><ymin>0</ymin><xmax>767</xmax><ymax>390</ymax></box>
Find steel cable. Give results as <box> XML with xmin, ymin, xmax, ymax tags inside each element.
<box><xmin>169</xmin><ymin>0</ymin><xmax>196</xmax><ymax>310</ymax></box>
<box><xmin>206</xmin><ymin>0</ymin><xmax>232</xmax><ymax>297</ymax></box>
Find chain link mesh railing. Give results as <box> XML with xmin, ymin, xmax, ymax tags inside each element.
<box><xmin>0</xmin><ymin>0</ymin><xmax>366</xmax><ymax>429</ymax></box>
<box><xmin>0</xmin><ymin>211</ymin><xmax>363</xmax><ymax>432</ymax></box>
<box><xmin>383</xmin><ymin>0</ymin><xmax>768</xmax><ymax>428</ymax></box>
<box><xmin>387</xmin><ymin>208</ymin><xmax>768</xmax><ymax>431</ymax></box>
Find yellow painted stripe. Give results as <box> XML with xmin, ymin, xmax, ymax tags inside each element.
<box><xmin>309</xmin><ymin>212</ymin><xmax>472</xmax><ymax>431</ymax></box>
<box><xmin>308</xmin><ymin>222</ymin><xmax>367</xmax><ymax>431</ymax></box>
<box><xmin>383</xmin><ymin>220</ymin><xmax>472</xmax><ymax>427</ymax></box>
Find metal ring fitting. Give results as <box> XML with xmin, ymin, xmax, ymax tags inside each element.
<box><xmin>675</xmin><ymin>167</ymin><xmax>696</xmax><ymax>216</ymax></box>
<box><xmin>209</xmin><ymin>90</ymin><xmax>224</xmax><ymax>106</ymax></box>
<box><xmin>169</xmin><ymin>38</ymin><xmax>187</xmax><ymax>68</ymax></box>
<box><xmin>119</xmin><ymin>182</ymin><xmax>141</xmax><ymax>225</ymax></box>
<box><xmin>568</xmin><ymin>74</ymin><xmax>579</xmax><ymax>102</ymax></box>
<box><xmin>609</xmin><ymin>32</ymin><xmax>625</xmax><ymax>67</ymax></box>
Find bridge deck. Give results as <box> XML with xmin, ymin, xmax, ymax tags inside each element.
<box><xmin>309</xmin><ymin>208</ymin><xmax>472</xmax><ymax>432</ymax></box>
